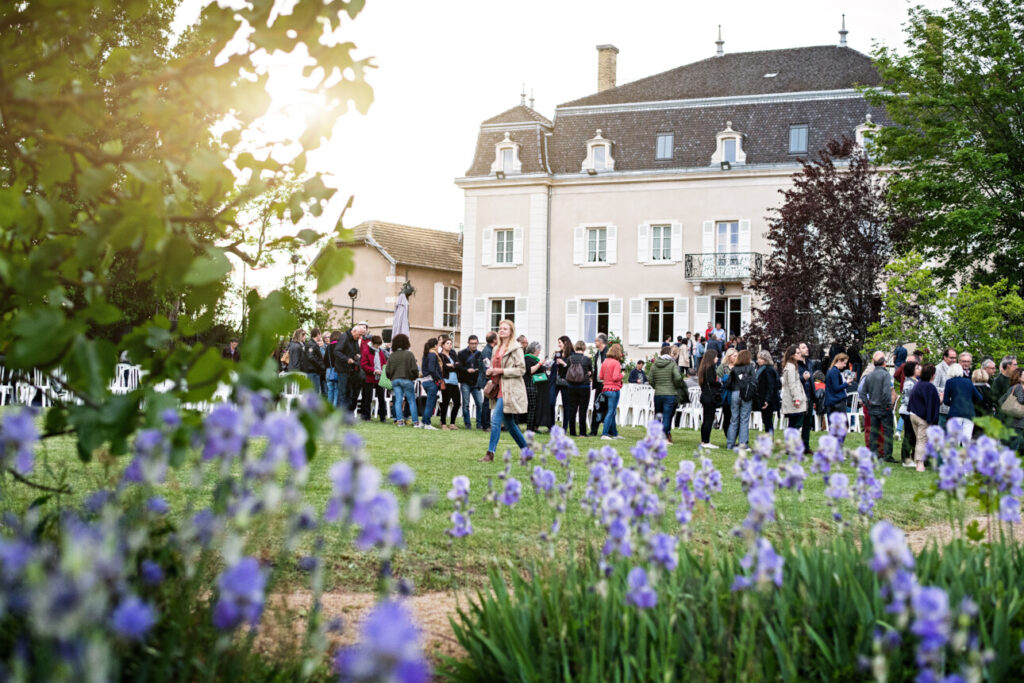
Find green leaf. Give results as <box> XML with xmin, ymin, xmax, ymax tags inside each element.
<box><xmin>183</xmin><ymin>248</ymin><xmax>232</xmax><ymax>286</ymax></box>
<box><xmin>312</xmin><ymin>243</ymin><xmax>354</xmax><ymax>294</ymax></box>
<box><xmin>966</xmin><ymin>519</ymin><xmax>986</xmax><ymax>543</ymax></box>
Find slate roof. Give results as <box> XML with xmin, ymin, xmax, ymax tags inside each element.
<box><xmin>483</xmin><ymin>105</ymin><xmax>553</xmax><ymax>127</ymax></box>
<box><xmin>560</xmin><ymin>46</ymin><xmax>881</xmax><ymax>107</ymax></box>
<box><xmin>464</xmin><ymin>45</ymin><xmax>887</xmax><ymax>177</ymax></box>
<box><xmin>340</xmin><ymin>221</ymin><xmax>462</xmax><ymax>273</ymax></box>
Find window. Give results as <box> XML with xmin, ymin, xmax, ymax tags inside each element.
<box><xmin>587</xmin><ymin>227</ymin><xmax>607</xmax><ymax>263</ymax></box>
<box><xmin>491</xmin><ymin>132</ymin><xmax>522</xmax><ymax>175</ymax></box>
<box><xmin>581</xmin><ymin>300</ymin><xmax>609</xmax><ymax>343</ymax></box>
<box><xmin>715</xmin><ymin>297</ymin><xmax>742</xmax><ymax>338</ymax></box>
<box><xmin>582</xmin><ymin>129</ymin><xmax>615</xmax><ymax>173</ymax></box>
<box><xmin>717</xmin><ymin>221</ymin><xmax>739</xmax><ymax>265</ymax></box>
<box><xmin>490</xmin><ymin>298</ymin><xmax>515</xmax><ymax>330</ymax></box>
<box><xmin>723</xmin><ymin>138</ymin><xmax>737</xmax><ymax>163</ymax></box>
<box><xmin>501</xmin><ymin>148</ymin><xmax>514</xmax><ymax>173</ymax></box>
<box><xmin>789</xmin><ymin>124</ymin><xmax>808</xmax><ymax>154</ymax></box>
<box><xmin>443</xmin><ymin>287</ymin><xmax>459</xmax><ymax>328</ymax></box>
<box><xmin>593</xmin><ymin>145</ymin><xmax>606</xmax><ymax>171</ymax></box>
<box><xmin>655</xmin><ymin>133</ymin><xmax>673</xmax><ymax>160</ymax></box>
<box><xmin>495</xmin><ymin>229</ymin><xmax>513</xmax><ymax>264</ymax></box>
<box><xmin>647</xmin><ymin>299</ymin><xmax>674</xmax><ymax>344</ymax></box>
<box><xmin>650</xmin><ymin>225</ymin><xmax>671</xmax><ymax>261</ymax></box>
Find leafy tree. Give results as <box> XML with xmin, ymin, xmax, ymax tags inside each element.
<box><xmin>750</xmin><ymin>138</ymin><xmax>908</xmax><ymax>350</ymax></box>
<box><xmin>867</xmin><ymin>251</ymin><xmax>1024</xmax><ymax>361</ymax></box>
<box><xmin>867</xmin><ymin>0</ymin><xmax>1024</xmax><ymax>291</ymax></box>
<box><xmin>0</xmin><ymin>0</ymin><xmax>371</xmax><ymax>461</ymax></box>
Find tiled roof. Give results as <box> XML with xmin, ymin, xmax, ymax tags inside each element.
<box><xmin>464</xmin><ymin>45</ymin><xmax>887</xmax><ymax>177</ymax></box>
<box><xmin>482</xmin><ymin>105</ymin><xmax>553</xmax><ymax>127</ymax></box>
<box><xmin>559</xmin><ymin>46</ymin><xmax>881</xmax><ymax>107</ymax></box>
<box><xmin>341</xmin><ymin>221</ymin><xmax>462</xmax><ymax>273</ymax></box>
<box><xmin>545</xmin><ymin>99</ymin><xmax>888</xmax><ymax>173</ymax></box>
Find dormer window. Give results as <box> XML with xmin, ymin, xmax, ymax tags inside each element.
<box><xmin>710</xmin><ymin>121</ymin><xmax>746</xmax><ymax>166</ymax></box>
<box><xmin>789</xmin><ymin>124</ymin><xmax>808</xmax><ymax>154</ymax></box>
<box><xmin>491</xmin><ymin>132</ymin><xmax>522</xmax><ymax>176</ymax></box>
<box><xmin>855</xmin><ymin>114</ymin><xmax>879</xmax><ymax>156</ymax></box>
<box><xmin>655</xmin><ymin>133</ymin><xmax>673</xmax><ymax>160</ymax></box>
<box><xmin>582</xmin><ymin>129</ymin><xmax>615</xmax><ymax>173</ymax></box>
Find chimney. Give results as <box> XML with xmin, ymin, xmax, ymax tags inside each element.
<box><xmin>596</xmin><ymin>44</ymin><xmax>618</xmax><ymax>92</ymax></box>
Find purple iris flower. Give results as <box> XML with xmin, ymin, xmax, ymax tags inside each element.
<box><xmin>387</xmin><ymin>463</ymin><xmax>415</xmax><ymax>490</ymax></box>
<box><xmin>111</xmin><ymin>596</ymin><xmax>157</xmax><ymax>640</ymax></box>
<box><xmin>1</xmin><ymin>409</ymin><xmax>38</xmax><ymax>475</ymax></box>
<box><xmin>626</xmin><ymin>567</ymin><xmax>657</xmax><ymax>608</ymax></box>
<box><xmin>334</xmin><ymin>600</ymin><xmax>430</xmax><ymax>683</ymax></box>
<box><xmin>648</xmin><ymin>533</ymin><xmax>678</xmax><ymax>572</ymax></box>
<box><xmin>212</xmin><ymin>557</ymin><xmax>266</xmax><ymax>631</ymax></box>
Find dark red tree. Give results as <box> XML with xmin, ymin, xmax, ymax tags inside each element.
<box><xmin>750</xmin><ymin>137</ymin><xmax>909</xmax><ymax>352</ymax></box>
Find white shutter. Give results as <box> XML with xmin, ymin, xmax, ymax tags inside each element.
<box><xmin>608</xmin><ymin>298</ymin><xmax>623</xmax><ymax>339</ymax></box>
<box><xmin>628</xmin><ymin>298</ymin><xmax>644</xmax><ymax>346</ymax></box>
<box><xmin>481</xmin><ymin>228</ymin><xmax>493</xmax><ymax>266</ymax></box>
<box><xmin>473</xmin><ymin>298</ymin><xmax>487</xmax><ymax>333</ymax></box>
<box><xmin>695</xmin><ymin>296</ymin><xmax>711</xmax><ymax>333</ymax></box>
<box><xmin>564</xmin><ymin>299</ymin><xmax>579</xmax><ymax>342</ymax></box>
<box><xmin>702</xmin><ymin>221</ymin><xmax>715</xmax><ymax>253</ymax></box>
<box><xmin>636</xmin><ymin>223</ymin><xmax>649</xmax><ymax>263</ymax></box>
<box><xmin>605</xmin><ymin>225</ymin><xmax>617</xmax><ymax>264</ymax></box>
<box><xmin>740</xmin><ymin>295</ymin><xmax>751</xmax><ymax>333</ymax></box>
<box><xmin>515</xmin><ymin>297</ymin><xmax>529</xmax><ymax>338</ymax></box>
<box><xmin>671</xmin><ymin>222</ymin><xmax>683</xmax><ymax>262</ymax></box>
<box><xmin>738</xmin><ymin>219</ymin><xmax>751</xmax><ymax>253</ymax></box>
<box><xmin>433</xmin><ymin>283</ymin><xmax>444</xmax><ymax>328</ymax></box>
<box><xmin>513</xmin><ymin>226</ymin><xmax>524</xmax><ymax>265</ymax></box>
<box><xmin>573</xmin><ymin>227</ymin><xmax>585</xmax><ymax>265</ymax></box>
<box><xmin>673</xmin><ymin>298</ymin><xmax>689</xmax><ymax>340</ymax></box>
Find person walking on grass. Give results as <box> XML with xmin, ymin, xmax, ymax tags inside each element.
<box><xmin>482</xmin><ymin>319</ymin><xmax>529</xmax><ymax>462</ymax></box>
<box><xmin>599</xmin><ymin>343</ymin><xmax>625</xmax><ymax>441</ymax></box>
<box><xmin>908</xmin><ymin>364</ymin><xmax>940</xmax><ymax>472</ymax></box>
<box><xmin>649</xmin><ymin>344</ymin><xmax>682</xmax><ymax>443</ymax></box>
<box><xmin>419</xmin><ymin>338</ymin><xmax>442</xmax><ymax>431</ymax></box>
<box><xmin>384</xmin><ymin>334</ymin><xmax>421</xmax><ymax>428</ymax></box>
<box><xmin>725</xmin><ymin>349</ymin><xmax>756</xmax><ymax>450</ymax></box>
<box><xmin>698</xmin><ymin>349</ymin><xmax>722</xmax><ymax>449</ymax></box>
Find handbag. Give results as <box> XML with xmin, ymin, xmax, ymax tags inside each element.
<box><xmin>483</xmin><ymin>379</ymin><xmax>499</xmax><ymax>400</ymax></box>
<box><xmin>378</xmin><ymin>372</ymin><xmax>392</xmax><ymax>391</ymax></box>
<box><xmin>1001</xmin><ymin>390</ymin><xmax>1024</xmax><ymax>419</ymax></box>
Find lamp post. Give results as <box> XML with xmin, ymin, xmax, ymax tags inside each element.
<box><xmin>348</xmin><ymin>287</ymin><xmax>359</xmax><ymax>326</ymax></box>
<box><xmin>290</xmin><ymin>253</ymin><xmax>301</xmax><ymax>280</ymax></box>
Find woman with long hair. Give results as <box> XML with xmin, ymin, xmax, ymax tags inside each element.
<box><xmin>524</xmin><ymin>341</ymin><xmax>550</xmax><ymax>433</ymax></box>
<box><xmin>755</xmin><ymin>349</ymin><xmax>781</xmax><ymax>436</ymax></box>
<box><xmin>599</xmin><ymin>343</ymin><xmax>625</xmax><ymax>440</ymax></box>
<box><xmin>437</xmin><ymin>335</ymin><xmax>462</xmax><ymax>430</ymax></box>
<box><xmin>549</xmin><ymin>335</ymin><xmax>573</xmax><ymax>427</ymax></box>
<box><xmin>384</xmin><ymin>333</ymin><xmax>421</xmax><ymax>427</ymax></box>
<box><xmin>697</xmin><ymin>349</ymin><xmax>721</xmax><ymax>449</ymax></box>
<box><xmin>482</xmin><ymin>319</ymin><xmax>529</xmax><ymax>461</ymax></box>
<box><xmin>420</xmin><ymin>337</ymin><xmax>442</xmax><ymax>430</ymax></box>
<box><xmin>780</xmin><ymin>344</ymin><xmax>806</xmax><ymax>431</ymax></box>
<box><xmin>824</xmin><ymin>353</ymin><xmax>852</xmax><ymax>416</ymax></box>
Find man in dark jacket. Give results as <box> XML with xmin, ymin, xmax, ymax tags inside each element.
<box><xmin>457</xmin><ymin>335</ymin><xmax>483</xmax><ymax>429</ymax></box>
<box><xmin>859</xmin><ymin>351</ymin><xmax>896</xmax><ymax>462</ymax></box>
<box><xmin>222</xmin><ymin>339</ymin><xmax>241</xmax><ymax>363</ymax></box>
<box><xmin>303</xmin><ymin>329</ymin><xmax>327</xmax><ymax>394</ymax></box>
<box><xmin>333</xmin><ymin>322</ymin><xmax>367</xmax><ymax>411</ymax></box>
<box><xmin>475</xmin><ymin>331</ymin><xmax>497</xmax><ymax>429</ymax></box>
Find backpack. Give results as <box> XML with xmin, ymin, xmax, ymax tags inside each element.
<box><xmin>566</xmin><ymin>356</ymin><xmax>586</xmax><ymax>384</ymax></box>
<box><xmin>734</xmin><ymin>366</ymin><xmax>758</xmax><ymax>402</ymax></box>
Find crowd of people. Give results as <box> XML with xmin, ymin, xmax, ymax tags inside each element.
<box><xmin>265</xmin><ymin>319</ymin><xmax>1024</xmax><ymax>465</ymax></box>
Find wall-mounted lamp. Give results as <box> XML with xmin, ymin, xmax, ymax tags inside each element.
<box><xmin>720</xmin><ymin>161</ymin><xmax>732</xmax><ymax>171</ymax></box>
<box><xmin>718</xmin><ymin>283</ymin><xmax>727</xmax><ymax>296</ymax></box>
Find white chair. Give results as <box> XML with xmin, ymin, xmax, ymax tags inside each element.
<box><xmin>279</xmin><ymin>372</ymin><xmax>303</xmax><ymax>413</ymax></box>
<box><xmin>630</xmin><ymin>386</ymin><xmax>655</xmax><ymax>427</ymax></box>
<box><xmin>847</xmin><ymin>392</ymin><xmax>862</xmax><ymax>432</ymax></box>
<box><xmin>0</xmin><ymin>366</ymin><xmax>14</xmax><ymax>406</ymax></box>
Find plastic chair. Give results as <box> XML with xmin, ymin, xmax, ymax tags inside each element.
<box><xmin>0</xmin><ymin>366</ymin><xmax>14</xmax><ymax>406</ymax></box>
<box><xmin>279</xmin><ymin>372</ymin><xmax>303</xmax><ymax>413</ymax></box>
<box><xmin>847</xmin><ymin>392</ymin><xmax>862</xmax><ymax>432</ymax></box>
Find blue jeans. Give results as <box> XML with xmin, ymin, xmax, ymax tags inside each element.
<box><xmin>488</xmin><ymin>397</ymin><xmax>527</xmax><ymax>453</ymax></box>
<box><xmin>727</xmin><ymin>393</ymin><xmax>753</xmax><ymax>448</ymax></box>
<box><xmin>601</xmin><ymin>390</ymin><xmax>620</xmax><ymax>437</ymax></box>
<box><xmin>392</xmin><ymin>379</ymin><xmax>419</xmax><ymax>424</ymax></box>
<box><xmin>326</xmin><ymin>378</ymin><xmax>339</xmax><ymax>406</ymax></box>
<box><xmin>306</xmin><ymin>373</ymin><xmax>322</xmax><ymax>395</ymax></box>
<box><xmin>334</xmin><ymin>373</ymin><xmax>349</xmax><ymax>409</ymax></box>
<box><xmin>461</xmin><ymin>383</ymin><xmax>483</xmax><ymax>428</ymax></box>
<box><xmin>653</xmin><ymin>395</ymin><xmax>677</xmax><ymax>438</ymax></box>
<box><xmin>422</xmin><ymin>379</ymin><xmax>439</xmax><ymax>426</ymax></box>
<box><xmin>476</xmin><ymin>383</ymin><xmax>491</xmax><ymax>428</ymax></box>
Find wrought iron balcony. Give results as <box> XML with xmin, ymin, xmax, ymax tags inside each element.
<box><xmin>684</xmin><ymin>252</ymin><xmax>763</xmax><ymax>281</ymax></box>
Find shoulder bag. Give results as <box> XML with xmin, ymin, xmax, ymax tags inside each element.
<box><xmin>1001</xmin><ymin>389</ymin><xmax>1024</xmax><ymax>419</ymax></box>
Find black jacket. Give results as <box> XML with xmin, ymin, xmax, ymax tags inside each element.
<box><xmin>333</xmin><ymin>331</ymin><xmax>361</xmax><ymax>374</ymax></box>
<box><xmin>456</xmin><ymin>347</ymin><xmax>481</xmax><ymax>385</ymax></box>
<box><xmin>756</xmin><ymin>364</ymin><xmax>781</xmax><ymax>410</ymax></box>
<box><xmin>591</xmin><ymin>348</ymin><xmax>607</xmax><ymax>389</ymax></box>
<box><xmin>302</xmin><ymin>340</ymin><xmax>325</xmax><ymax>374</ymax></box>
<box><xmin>566</xmin><ymin>353</ymin><xmax>593</xmax><ymax>388</ymax></box>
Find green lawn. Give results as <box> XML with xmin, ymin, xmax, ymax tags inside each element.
<box><xmin>6</xmin><ymin>415</ymin><xmax>960</xmax><ymax>593</ymax></box>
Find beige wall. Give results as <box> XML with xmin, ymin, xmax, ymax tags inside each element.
<box><xmin>318</xmin><ymin>245</ymin><xmax>462</xmax><ymax>349</ymax></box>
<box><xmin>461</xmin><ymin>167</ymin><xmax>797</xmax><ymax>358</ymax></box>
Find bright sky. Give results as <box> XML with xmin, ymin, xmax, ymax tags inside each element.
<box><xmin>175</xmin><ymin>0</ymin><xmax>950</xmax><ymax>303</ymax></box>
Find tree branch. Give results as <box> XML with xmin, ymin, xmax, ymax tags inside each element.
<box><xmin>6</xmin><ymin>467</ymin><xmax>71</xmax><ymax>494</ymax></box>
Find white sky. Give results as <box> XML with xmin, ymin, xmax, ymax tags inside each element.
<box><xmin>175</xmin><ymin>0</ymin><xmax>950</xmax><ymax>302</ymax></box>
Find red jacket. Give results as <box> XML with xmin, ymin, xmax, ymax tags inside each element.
<box><xmin>359</xmin><ymin>339</ymin><xmax>386</xmax><ymax>384</ymax></box>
